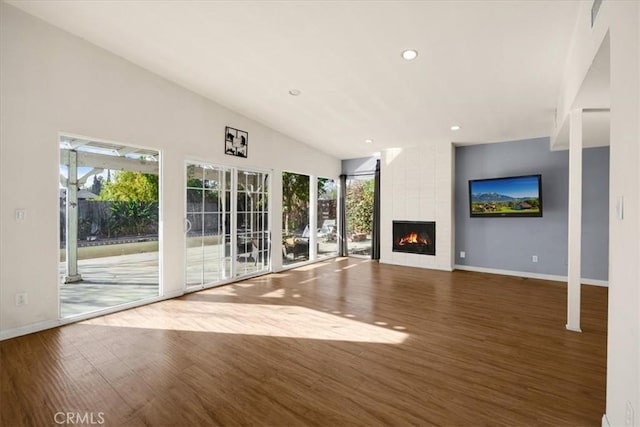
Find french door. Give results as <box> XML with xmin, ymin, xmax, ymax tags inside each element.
<box><xmin>185</xmin><ymin>162</ymin><xmax>270</xmax><ymax>289</ymax></box>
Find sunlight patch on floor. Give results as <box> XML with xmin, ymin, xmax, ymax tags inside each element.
<box><xmin>235</xmin><ymin>283</ymin><xmax>255</xmax><ymax>288</ymax></box>
<box><xmin>295</xmin><ymin>262</ymin><xmax>332</xmax><ymax>272</ymax></box>
<box><xmin>201</xmin><ymin>287</ymin><xmax>237</xmax><ymax>296</ymax></box>
<box><xmin>260</xmin><ymin>288</ymin><xmax>285</xmax><ymax>298</ymax></box>
<box><xmin>82</xmin><ymin>302</ymin><xmax>408</xmax><ymax>344</ymax></box>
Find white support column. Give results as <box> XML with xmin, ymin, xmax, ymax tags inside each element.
<box><xmin>230</xmin><ymin>169</ymin><xmax>237</xmax><ymax>279</ymax></box>
<box><xmin>309</xmin><ymin>176</ymin><xmax>318</xmax><ymax>260</ymax></box>
<box><xmin>567</xmin><ymin>109</ymin><xmax>583</xmax><ymax>332</ymax></box>
<box><xmin>64</xmin><ymin>150</ymin><xmax>82</xmax><ymax>283</ymax></box>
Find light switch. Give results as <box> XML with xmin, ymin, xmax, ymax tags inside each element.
<box><xmin>617</xmin><ymin>196</ymin><xmax>624</xmax><ymax>220</ymax></box>
<box><xmin>15</xmin><ymin>209</ymin><xmax>26</xmax><ymax>221</ymax></box>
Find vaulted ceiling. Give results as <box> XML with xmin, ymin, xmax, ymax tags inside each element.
<box><xmin>8</xmin><ymin>1</ymin><xmax>583</xmax><ymax>159</ymax></box>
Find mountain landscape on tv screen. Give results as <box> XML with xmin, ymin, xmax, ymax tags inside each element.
<box><xmin>471</xmin><ymin>192</ymin><xmax>534</xmax><ymax>203</ymax></box>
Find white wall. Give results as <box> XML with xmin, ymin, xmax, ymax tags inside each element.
<box><xmin>379</xmin><ymin>143</ymin><xmax>453</xmax><ymax>271</ymax></box>
<box><xmin>553</xmin><ymin>2</ymin><xmax>640</xmax><ymax>425</ymax></box>
<box><xmin>637</xmin><ymin>3</ymin><xmax>640</xmax><ymax>423</ymax></box>
<box><xmin>0</xmin><ymin>4</ymin><xmax>340</xmax><ymax>337</ymax></box>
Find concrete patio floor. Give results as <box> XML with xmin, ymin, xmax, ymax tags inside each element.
<box><xmin>59</xmin><ymin>250</ymin><xmax>160</xmax><ymax>318</ymax></box>
<box><xmin>59</xmin><ymin>240</ymin><xmax>346</xmax><ymax>318</ymax></box>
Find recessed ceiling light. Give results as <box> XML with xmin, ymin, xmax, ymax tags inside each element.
<box><xmin>450</xmin><ymin>125</ymin><xmax>461</xmax><ymax>131</ymax></box>
<box><xmin>401</xmin><ymin>49</ymin><xmax>418</xmax><ymax>61</ymax></box>
<box><xmin>365</xmin><ymin>139</ymin><xmax>373</xmax><ymax>144</ymax></box>
<box><xmin>288</xmin><ymin>89</ymin><xmax>301</xmax><ymax>96</ymax></box>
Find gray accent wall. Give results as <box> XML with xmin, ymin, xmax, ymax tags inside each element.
<box><xmin>581</xmin><ymin>146</ymin><xmax>610</xmax><ymax>280</ymax></box>
<box><xmin>455</xmin><ymin>137</ymin><xmax>609</xmax><ymax>281</ymax></box>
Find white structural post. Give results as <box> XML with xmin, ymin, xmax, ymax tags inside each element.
<box><xmin>309</xmin><ymin>176</ymin><xmax>318</xmax><ymax>260</ymax></box>
<box><xmin>230</xmin><ymin>170</ymin><xmax>237</xmax><ymax>279</ymax></box>
<box><xmin>65</xmin><ymin>150</ymin><xmax>82</xmax><ymax>283</ymax></box>
<box><xmin>567</xmin><ymin>109</ymin><xmax>583</xmax><ymax>332</ymax></box>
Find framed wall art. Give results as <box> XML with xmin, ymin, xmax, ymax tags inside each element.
<box><xmin>224</xmin><ymin>126</ymin><xmax>248</xmax><ymax>158</ymax></box>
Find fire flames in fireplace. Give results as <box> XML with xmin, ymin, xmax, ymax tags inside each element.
<box><xmin>392</xmin><ymin>221</ymin><xmax>435</xmax><ymax>255</ymax></box>
<box><xmin>398</xmin><ymin>232</ymin><xmax>428</xmax><ymax>246</ymax></box>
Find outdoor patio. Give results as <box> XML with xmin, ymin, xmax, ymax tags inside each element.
<box><xmin>59</xmin><ymin>242</ymin><xmax>269</xmax><ymax>318</ymax></box>
<box><xmin>59</xmin><ymin>250</ymin><xmax>160</xmax><ymax>318</ymax></box>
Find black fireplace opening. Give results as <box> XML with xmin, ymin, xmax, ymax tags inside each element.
<box><xmin>392</xmin><ymin>221</ymin><xmax>435</xmax><ymax>255</ymax></box>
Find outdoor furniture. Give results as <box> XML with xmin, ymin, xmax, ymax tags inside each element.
<box><xmin>283</xmin><ymin>236</ymin><xmax>309</xmax><ymax>259</ymax></box>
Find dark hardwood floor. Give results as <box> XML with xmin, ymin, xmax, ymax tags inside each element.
<box><xmin>0</xmin><ymin>257</ymin><xmax>607</xmax><ymax>426</ymax></box>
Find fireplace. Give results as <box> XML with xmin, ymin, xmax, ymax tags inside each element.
<box><xmin>392</xmin><ymin>221</ymin><xmax>435</xmax><ymax>255</ymax></box>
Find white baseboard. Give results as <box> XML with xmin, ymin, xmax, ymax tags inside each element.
<box><xmin>0</xmin><ymin>319</ymin><xmax>62</xmax><ymax>341</ymax></box>
<box><xmin>380</xmin><ymin>259</ymin><xmax>454</xmax><ymax>272</ymax></box>
<box><xmin>566</xmin><ymin>324</ymin><xmax>582</xmax><ymax>333</ymax></box>
<box><xmin>581</xmin><ymin>278</ymin><xmax>609</xmax><ymax>287</ymax></box>
<box><xmin>453</xmin><ymin>264</ymin><xmax>608</xmax><ymax>287</ymax></box>
<box><xmin>163</xmin><ymin>289</ymin><xmax>185</xmax><ymax>299</ymax></box>
<box><xmin>601</xmin><ymin>413</ymin><xmax>610</xmax><ymax>427</ymax></box>
<box><xmin>0</xmin><ymin>290</ymin><xmax>186</xmax><ymax>341</ymax></box>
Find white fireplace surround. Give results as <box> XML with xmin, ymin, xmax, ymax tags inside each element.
<box><xmin>380</xmin><ymin>144</ymin><xmax>453</xmax><ymax>271</ymax></box>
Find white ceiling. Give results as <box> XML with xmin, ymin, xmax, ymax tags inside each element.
<box><xmin>552</xmin><ymin>33</ymin><xmax>610</xmax><ymax>150</ymax></box>
<box><xmin>7</xmin><ymin>0</ymin><xmax>583</xmax><ymax>160</ymax></box>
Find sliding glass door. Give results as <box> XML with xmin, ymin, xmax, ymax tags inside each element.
<box><xmin>236</xmin><ymin>169</ymin><xmax>271</xmax><ymax>277</ymax></box>
<box><xmin>186</xmin><ymin>164</ymin><xmax>230</xmax><ymax>287</ymax></box>
<box><xmin>186</xmin><ymin>163</ymin><xmax>270</xmax><ymax>289</ymax></box>
<box><xmin>346</xmin><ymin>176</ymin><xmax>374</xmax><ymax>257</ymax></box>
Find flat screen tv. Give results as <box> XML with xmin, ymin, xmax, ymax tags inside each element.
<box><xmin>469</xmin><ymin>174</ymin><xmax>542</xmax><ymax>217</ymax></box>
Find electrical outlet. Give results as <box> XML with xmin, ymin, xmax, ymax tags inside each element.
<box><xmin>460</xmin><ymin>251</ymin><xmax>466</xmax><ymax>259</ymax></box>
<box><xmin>532</xmin><ymin>255</ymin><xmax>538</xmax><ymax>263</ymax></box>
<box><xmin>15</xmin><ymin>292</ymin><xmax>27</xmax><ymax>306</ymax></box>
<box><xmin>625</xmin><ymin>401</ymin><xmax>634</xmax><ymax>427</ymax></box>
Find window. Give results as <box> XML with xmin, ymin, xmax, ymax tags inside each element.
<box><xmin>282</xmin><ymin>172</ymin><xmax>310</xmax><ymax>265</ymax></box>
<box><xmin>317</xmin><ymin>178</ymin><xmax>338</xmax><ymax>259</ymax></box>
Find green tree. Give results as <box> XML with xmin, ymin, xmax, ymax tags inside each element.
<box><xmin>110</xmin><ymin>200</ymin><xmax>157</xmax><ymax>235</ymax></box>
<box><xmin>98</xmin><ymin>171</ymin><xmax>158</xmax><ymax>202</ymax></box>
<box><xmin>346</xmin><ymin>179</ymin><xmax>374</xmax><ymax>234</ymax></box>
<box><xmin>318</xmin><ymin>177</ymin><xmax>337</xmax><ymax>199</ymax></box>
<box><xmin>282</xmin><ymin>172</ymin><xmax>309</xmax><ymax>234</ymax></box>
<box><xmin>90</xmin><ymin>175</ymin><xmax>104</xmax><ymax>196</ymax></box>
<box><xmin>98</xmin><ymin>171</ymin><xmax>159</xmax><ymax>236</ymax></box>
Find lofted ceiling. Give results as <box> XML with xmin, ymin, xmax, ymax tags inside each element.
<box><xmin>552</xmin><ymin>33</ymin><xmax>611</xmax><ymax>150</ymax></box>
<box><xmin>7</xmin><ymin>0</ymin><xmax>583</xmax><ymax>160</ymax></box>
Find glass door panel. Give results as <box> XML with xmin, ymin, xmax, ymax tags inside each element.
<box><xmin>186</xmin><ymin>164</ymin><xmax>205</xmax><ymax>287</ymax></box>
<box><xmin>317</xmin><ymin>177</ymin><xmax>338</xmax><ymax>259</ymax></box>
<box><xmin>346</xmin><ymin>176</ymin><xmax>374</xmax><ymax>257</ymax></box>
<box><xmin>203</xmin><ymin>213</ymin><xmax>225</xmax><ymax>283</ymax></box>
<box><xmin>236</xmin><ymin>169</ymin><xmax>271</xmax><ymax>277</ymax></box>
<box><xmin>186</xmin><ymin>164</ymin><xmax>270</xmax><ymax>288</ymax></box>
<box><xmin>186</xmin><ymin>163</ymin><xmax>230</xmax><ymax>288</ymax></box>
<box><xmin>282</xmin><ymin>172</ymin><xmax>310</xmax><ymax>265</ymax></box>
<box><xmin>186</xmin><ymin>212</ymin><xmax>204</xmax><ymax>286</ymax></box>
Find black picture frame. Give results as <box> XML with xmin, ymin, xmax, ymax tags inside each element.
<box><xmin>224</xmin><ymin>126</ymin><xmax>248</xmax><ymax>158</ymax></box>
